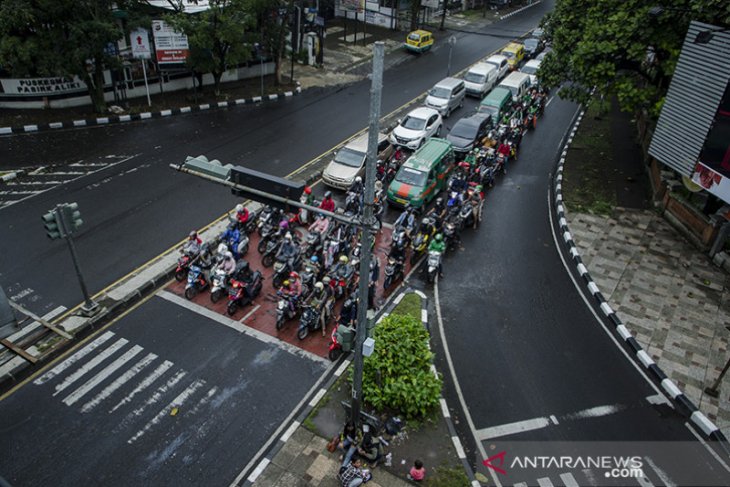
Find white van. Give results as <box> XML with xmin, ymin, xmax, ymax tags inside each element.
<box><xmin>483</xmin><ymin>54</ymin><xmax>509</xmax><ymax>81</ymax></box>
<box><xmin>520</xmin><ymin>59</ymin><xmax>541</xmax><ymax>86</ymax></box>
<box><xmin>463</xmin><ymin>63</ymin><xmax>498</xmax><ymax>98</ymax></box>
<box><xmin>424</xmin><ymin>77</ymin><xmax>466</xmax><ymax>118</ymax></box>
<box><xmin>498</xmin><ymin>71</ymin><xmax>531</xmax><ymax>102</ymax></box>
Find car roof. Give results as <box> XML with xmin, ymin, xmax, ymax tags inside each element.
<box><xmin>524</xmin><ymin>37</ymin><xmax>540</xmax><ymax>46</ymax></box>
<box><xmin>411</xmin><ymin>29</ymin><xmax>432</xmax><ymax>36</ymax></box>
<box><xmin>524</xmin><ymin>59</ymin><xmax>541</xmax><ymax>68</ymax></box>
<box><xmin>485</xmin><ymin>54</ymin><xmax>508</xmax><ymax>63</ymax></box>
<box><xmin>467</xmin><ymin>63</ymin><xmax>494</xmax><ymax>74</ymax></box>
<box><xmin>407</xmin><ymin>106</ymin><xmax>439</xmax><ymax>119</ymax></box>
<box><xmin>345</xmin><ymin>131</ymin><xmax>388</xmax><ymax>152</ymax></box>
<box><xmin>404</xmin><ymin>138</ymin><xmax>452</xmax><ymax>169</ymax></box>
<box><xmin>481</xmin><ymin>87</ymin><xmax>512</xmax><ymax>103</ymax></box>
<box><xmin>502</xmin><ymin>42</ymin><xmax>524</xmax><ymax>52</ymax></box>
<box><xmin>453</xmin><ymin>114</ymin><xmax>489</xmax><ymax>128</ymax></box>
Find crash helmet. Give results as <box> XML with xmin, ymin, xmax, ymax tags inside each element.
<box><xmin>435</xmin><ymin>197</ymin><xmax>443</xmax><ymax>207</ymax></box>
<box><xmin>304</xmin><ymin>186</ymin><xmax>312</xmax><ymax>195</ymax></box>
<box><xmin>315</xmin><ymin>281</ymin><xmax>324</xmax><ymax>291</ymax></box>
<box><xmin>279</xmin><ymin>220</ymin><xmax>289</xmax><ymax>230</ymax></box>
<box><xmin>324</xmin><ymin>190</ymin><xmax>332</xmax><ymax>199</ymax></box>
<box><xmin>355</xmin><ymin>176</ymin><xmax>362</xmax><ymax>183</ymax></box>
<box><xmin>475</xmin><ymin>185</ymin><xmax>483</xmax><ymax>193</ymax></box>
<box><xmin>217</xmin><ymin>243</ymin><xmax>228</xmax><ymax>255</ymax></box>
<box><xmin>289</xmin><ymin>271</ymin><xmax>299</xmax><ymax>279</ymax></box>
<box><xmin>310</xmin><ymin>255</ymin><xmax>319</xmax><ymax>263</ymax></box>
<box><xmin>339</xmin><ymin>255</ymin><xmax>349</xmax><ymax>264</ymax></box>
<box><xmin>235</xmin><ymin>204</ymin><xmax>244</xmax><ymax>213</ymax></box>
<box><xmin>422</xmin><ymin>217</ymin><xmax>430</xmax><ymax>226</ymax></box>
<box><xmin>284</xmin><ymin>232</ymin><xmax>293</xmax><ymax>240</ymax></box>
<box><xmin>189</xmin><ymin>230</ymin><xmax>198</xmax><ymax>240</ymax></box>
<box><xmin>374</xmin><ymin>180</ymin><xmax>382</xmax><ymax>191</ymax></box>
<box><xmin>225</xmin><ymin>251</ymin><xmax>233</xmax><ymax>259</ymax></box>
<box><xmin>322</xmin><ymin>276</ymin><xmax>331</xmax><ymax>285</ymax></box>
<box><xmin>283</xmin><ymin>280</ymin><xmax>290</xmax><ymax>287</ymax></box>
<box><xmin>435</xmin><ymin>233</ymin><xmax>443</xmax><ymax>242</ymax></box>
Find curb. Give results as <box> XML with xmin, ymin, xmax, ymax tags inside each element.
<box><xmin>0</xmin><ymin>86</ymin><xmax>302</xmax><ymax>135</ymax></box>
<box><xmin>0</xmin><ymin>170</ymin><xmax>23</xmax><ymax>182</ymax></box>
<box><xmin>499</xmin><ymin>0</ymin><xmax>542</xmax><ymax>21</ymax></box>
<box><xmin>414</xmin><ymin>288</ymin><xmax>482</xmax><ymax>487</ymax></box>
<box><xmin>550</xmin><ymin>108</ymin><xmax>730</xmax><ymax>454</ymax></box>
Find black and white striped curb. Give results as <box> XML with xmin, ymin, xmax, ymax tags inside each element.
<box><xmin>499</xmin><ymin>0</ymin><xmax>542</xmax><ymax>21</ymax></box>
<box><xmin>0</xmin><ymin>86</ymin><xmax>301</xmax><ymax>135</ymax></box>
<box><xmin>551</xmin><ymin>109</ymin><xmax>730</xmax><ymax>449</ymax></box>
<box><xmin>0</xmin><ymin>169</ymin><xmax>23</xmax><ymax>182</ymax></box>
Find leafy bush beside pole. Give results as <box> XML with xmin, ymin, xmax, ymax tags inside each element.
<box><xmin>361</xmin><ymin>313</ymin><xmax>442</xmax><ymax>419</ymax></box>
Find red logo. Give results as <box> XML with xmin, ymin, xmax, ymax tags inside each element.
<box><xmin>483</xmin><ymin>451</ymin><xmax>507</xmax><ymax>475</ymax></box>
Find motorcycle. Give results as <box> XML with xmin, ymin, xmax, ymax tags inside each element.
<box><xmin>275</xmin><ymin>291</ymin><xmax>299</xmax><ymax>330</ymax></box>
<box><xmin>329</xmin><ymin>264</ymin><xmax>355</xmax><ymax>299</ymax></box>
<box><xmin>261</xmin><ymin>237</ymin><xmax>283</xmax><ymax>268</ymax></box>
<box><xmin>410</xmin><ymin>221</ymin><xmax>435</xmax><ymax>265</ymax></box>
<box><xmin>271</xmin><ymin>253</ymin><xmax>302</xmax><ymax>289</ymax></box>
<box><xmin>442</xmin><ymin>221</ymin><xmax>459</xmax><ymax>252</ymax></box>
<box><xmin>175</xmin><ymin>253</ymin><xmax>194</xmax><ymax>282</ymax></box>
<box><xmin>226</xmin><ymin>270</ymin><xmax>263</xmax><ymax>316</ymax></box>
<box><xmin>212</xmin><ymin>267</ymin><xmax>234</xmax><ymax>303</ymax></box>
<box><xmin>328</xmin><ymin>323</ymin><xmax>356</xmax><ymax>361</ymax></box>
<box><xmin>344</xmin><ymin>191</ymin><xmax>361</xmax><ymax>215</ymax></box>
<box><xmin>383</xmin><ymin>256</ymin><xmax>404</xmax><ymax>290</ymax></box>
<box><xmin>458</xmin><ymin>202</ymin><xmax>474</xmax><ymax>230</ymax></box>
<box><xmin>302</xmin><ymin>230</ymin><xmax>325</xmax><ymax>259</ymax></box>
<box><xmin>427</xmin><ymin>250</ymin><xmax>442</xmax><ymax>284</ymax></box>
<box><xmin>220</xmin><ymin>225</ymin><xmax>249</xmax><ymax>259</ymax></box>
<box><xmin>299</xmin><ymin>261</ymin><xmax>318</xmax><ymax>298</ymax></box>
<box><xmin>256</xmin><ymin>206</ymin><xmax>279</xmax><ymax>236</ymax></box>
<box><xmin>296</xmin><ymin>304</ymin><xmax>322</xmax><ymax>340</ymax></box>
<box><xmin>185</xmin><ymin>265</ymin><xmax>209</xmax><ymax>300</ymax></box>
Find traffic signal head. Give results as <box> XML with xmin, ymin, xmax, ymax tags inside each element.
<box><xmin>63</xmin><ymin>202</ymin><xmax>83</xmax><ymax>231</ymax></box>
<box><xmin>42</xmin><ymin>209</ymin><xmax>62</xmax><ymax>239</ymax></box>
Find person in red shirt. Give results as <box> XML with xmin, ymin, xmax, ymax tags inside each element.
<box><xmin>408</xmin><ymin>459</ymin><xmax>425</xmax><ymax>481</ymax></box>
<box><xmin>319</xmin><ymin>190</ymin><xmax>336</xmax><ymax>213</ymax></box>
<box><xmin>497</xmin><ymin>138</ymin><xmax>511</xmax><ymax>175</ymax></box>
<box><xmin>234</xmin><ymin>204</ymin><xmax>249</xmax><ymax>225</ymax></box>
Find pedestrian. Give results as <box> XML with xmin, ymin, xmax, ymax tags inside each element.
<box><xmin>407</xmin><ymin>459</ymin><xmax>426</xmax><ymax>481</ymax></box>
<box><xmin>356</xmin><ymin>432</ymin><xmax>384</xmax><ymax>467</ymax></box>
<box><xmin>339</xmin><ymin>458</ymin><xmax>372</xmax><ymax>487</ymax></box>
<box><xmin>339</xmin><ymin>420</ymin><xmax>362</xmax><ymax>467</ymax></box>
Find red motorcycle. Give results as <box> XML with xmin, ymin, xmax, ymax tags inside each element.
<box><xmin>226</xmin><ymin>271</ymin><xmax>263</xmax><ymax>316</ymax></box>
<box><xmin>175</xmin><ymin>254</ymin><xmax>193</xmax><ymax>282</ymax></box>
<box><xmin>328</xmin><ymin>323</ymin><xmax>355</xmax><ymax>361</ymax></box>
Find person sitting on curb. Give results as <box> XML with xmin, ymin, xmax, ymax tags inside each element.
<box><xmin>339</xmin><ymin>458</ymin><xmax>372</xmax><ymax>487</ymax></box>
<box><xmin>340</xmin><ymin>421</ymin><xmax>362</xmax><ymax>467</ymax></box>
<box><xmin>356</xmin><ymin>431</ymin><xmax>384</xmax><ymax>467</ymax></box>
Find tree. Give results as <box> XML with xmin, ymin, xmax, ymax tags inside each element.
<box><xmin>164</xmin><ymin>0</ymin><xmax>255</xmax><ymax>96</ymax></box>
<box><xmin>538</xmin><ymin>0</ymin><xmax>730</xmax><ymax>116</ymax></box>
<box><xmin>0</xmin><ymin>0</ymin><xmax>128</xmax><ymax>113</ymax></box>
<box><xmin>410</xmin><ymin>0</ymin><xmax>422</xmax><ymax>32</ymax></box>
<box><xmin>249</xmin><ymin>0</ymin><xmax>293</xmax><ymax>86</ymax></box>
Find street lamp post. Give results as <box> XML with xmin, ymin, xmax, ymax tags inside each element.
<box><xmin>255</xmin><ymin>43</ymin><xmax>264</xmax><ymax>98</ymax></box>
<box><xmin>446</xmin><ymin>35</ymin><xmax>456</xmax><ymax>76</ymax></box>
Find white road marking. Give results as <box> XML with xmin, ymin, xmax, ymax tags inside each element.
<box><xmin>559</xmin><ymin>472</ymin><xmax>580</xmax><ymax>487</ymax></box>
<box><xmin>240</xmin><ymin>304</ymin><xmax>261</xmax><ymax>323</ymax></box>
<box><xmin>62</xmin><ymin>345</ymin><xmax>143</xmax><ymax>406</ymax></box>
<box><xmin>334</xmin><ymin>359</ymin><xmax>350</xmax><ymax>377</ymax></box>
<box><xmin>129</xmin><ymin>369</ymin><xmax>187</xmax><ymax>417</ymax></box>
<box><xmin>683</xmin><ymin>422</ymin><xmax>730</xmax><ymax>473</ymax></box>
<box><xmin>537</xmin><ymin>478</ymin><xmax>554</xmax><ymax>487</ymax></box>
<box><xmin>309</xmin><ymin>388</ymin><xmax>326</xmax><ymax>407</ymax></box>
<box><xmin>52</xmin><ymin>338</ymin><xmax>128</xmax><ymax>395</ymax></box>
<box><xmin>643</xmin><ymin>456</ymin><xmax>676</xmax><ymax>487</ymax></box>
<box><xmin>109</xmin><ymin>361</ymin><xmax>175</xmax><ymax>413</ymax></box>
<box><xmin>128</xmin><ymin>379</ymin><xmax>206</xmax><ymax>443</ymax></box>
<box><xmin>636</xmin><ymin>474</ymin><xmax>655</xmax><ymax>487</ymax></box>
<box><xmin>582</xmin><ymin>469</ymin><xmax>597</xmax><ymax>485</ymax></box>
<box><xmin>33</xmin><ymin>331</ymin><xmax>115</xmax><ymax>385</ymax></box>
<box><xmin>247</xmin><ymin>458</ymin><xmax>270</xmax><ymax>483</ymax></box>
<box><xmin>645</xmin><ymin>394</ymin><xmax>670</xmax><ymax>406</ymax></box>
<box><xmin>549</xmin><ymin>414</ymin><xmax>559</xmax><ymax>424</ymax></box>
<box><xmin>81</xmin><ymin>353</ymin><xmax>158</xmax><ymax>413</ymax></box>
<box><xmin>280</xmin><ymin>420</ymin><xmax>300</xmax><ymax>443</ymax></box>
<box><xmin>561</xmin><ymin>403</ymin><xmax>625</xmax><ymax>420</ymax></box>
<box><xmin>475</xmin><ymin>417</ymin><xmax>552</xmax><ymax>440</ymax></box>
<box><xmin>5</xmin><ymin>305</ymin><xmax>66</xmax><ymax>343</ymax></box>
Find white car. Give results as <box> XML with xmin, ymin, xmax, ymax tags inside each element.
<box><xmin>520</xmin><ymin>59</ymin><xmax>542</xmax><ymax>86</ymax></box>
<box><xmin>389</xmin><ymin>107</ymin><xmax>443</xmax><ymax>150</ymax></box>
<box><xmin>483</xmin><ymin>54</ymin><xmax>510</xmax><ymax>81</ymax></box>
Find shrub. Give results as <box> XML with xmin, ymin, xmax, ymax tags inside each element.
<box><xmin>362</xmin><ymin>313</ymin><xmax>442</xmax><ymax>419</ymax></box>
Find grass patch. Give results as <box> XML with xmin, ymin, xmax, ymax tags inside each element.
<box><xmin>562</xmin><ymin>101</ymin><xmax>617</xmax><ymax>216</ymax></box>
<box><xmin>391</xmin><ymin>293</ymin><xmax>422</xmax><ymax>321</ymax></box>
<box><xmin>425</xmin><ymin>463</ymin><xmax>470</xmax><ymax>487</ymax></box>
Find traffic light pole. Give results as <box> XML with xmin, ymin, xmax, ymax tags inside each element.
<box><xmin>350</xmin><ymin>41</ymin><xmax>384</xmax><ymax>427</ymax></box>
<box><xmin>56</xmin><ymin>206</ymin><xmax>99</xmax><ymax>317</ymax></box>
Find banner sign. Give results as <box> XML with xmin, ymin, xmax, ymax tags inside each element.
<box><xmin>152</xmin><ymin>20</ymin><xmax>189</xmax><ymax>65</ymax></box>
<box><xmin>0</xmin><ymin>76</ymin><xmax>86</xmax><ymax>97</ymax></box>
<box><xmin>692</xmin><ymin>80</ymin><xmax>730</xmax><ymax>204</ymax></box>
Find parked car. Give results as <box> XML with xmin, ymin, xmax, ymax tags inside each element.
<box><xmin>535</xmin><ymin>47</ymin><xmax>552</xmax><ymax>62</ymax></box>
<box><xmin>446</xmin><ymin>114</ymin><xmax>492</xmax><ymax>155</ymax></box>
<box><xmin>483</xmin><ymin>54</ymin><xmax>510</xmax><ymax>81</ymax></box>
<box><xmin>500</xmin><ymin>42</ymin><xmax>525</xmax><ymax>71</ymax></box>
<box><xmin>531</xmin><ymin>27</ymin><xmax>544</xmax><ymax>39</ymax></box>
<box><xmin>322</xmin><ymin>132</ymin><xmax>393</xmax><ymax>190</ymax></box>
<box><xmin>389</xmin><ymin>107</ymin><xmax>443</xmax><ymax>150</ymax></box>
<box><xmin>404</xmin><ymin>30</ymin><xmax>434</xmax><ymax>54</ymax></box>
<box><xmin>523</xmin><ymin>37</ymin><xmax>543</xmax><ymax>59</ymax></box>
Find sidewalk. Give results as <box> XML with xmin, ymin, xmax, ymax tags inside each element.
<box><xmin>562</xmin><ymin>104</ymin><xmax>730</xmax><ymax>438</ymax></box>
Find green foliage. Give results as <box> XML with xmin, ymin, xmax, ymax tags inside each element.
<box><xmin>391</xmin><ymin>293</ymin><xmax>422</xmax><ymax>321</ymax></box>
<box><xmin>539</xmin><ymin>0</ymin><xmax>730</xmax><ymax>116</ymax></box>
<box><xmin>362</xmin><ymin>313</ymin><xmax>442</xmax><ymax>419</ymax></box>
<box><xmin>425</xmin><ymin>463</ymin><xmax>470</xmax><ymax>487</ymax></box>
<box><xmin>164</xmin><ymin>0</ymin><xmax>256</xmax><ymax>95</ymax></box>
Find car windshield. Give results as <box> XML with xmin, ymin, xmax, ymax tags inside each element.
<box><xmin>478</xmin><ymin>105</ymin><xmax>499</xmax><ymax>118</ymax></box>
<box><xmin>524</xmin><ymin>39</ymin><xmax>539</xmax><ymax>50</ymax></box>
<box><xmin>429</xmin><ymin>87</ymin><xmax>451</xmax><ymax>99</ymax></box>
<box><xmin>401</xmin><ymin>115</ymin><xmax>427</xmax><ymax>130</ymax></box>
<box><xmin>521</xmin><ymin>65</ymin><xmax>538</xmax><ymax>75</ymax></box>
<box><xmin>501</xmin><ymin>50</ymin><xmax>515</xmax><ymax>59</ymax></box>
<box><xmin>465</xmin><ymin>72</ymin><xmax>486</xmax><ymax>84</ymax></box>
<box><xmin>395</xmin><ymin>167</ymin><xmax>428</xmax><ymax>186</ymax></box>
<box><xmin>408</xmin><ymin>33</ymin><xmax>420</xmax><ymax>41</ymax></box>
<box><xmin>334</xmin><ymin>147</ymin><xmax>365</xmax><ymax>168</ymax></box>
<box><xmin>450</xmin><ymin>122</ymin><xmax>478</xmax><ymax>139</ymax></box>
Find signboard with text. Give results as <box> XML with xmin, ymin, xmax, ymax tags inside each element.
<box><xmin>0</xmin><ymin>77</ymin><xmax>86</xmax><ymax>97</ymax></box>
<box><xmin>130</xmin><ymin>28</ymin><xmax>151</xmax><ymax>60</ymax></box>
<box><xmin>151</xmin><ymin>20</ymin><xmax>189</xmax><ymax>65</ymax></box>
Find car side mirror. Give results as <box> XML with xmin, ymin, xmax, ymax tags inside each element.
<box><xmin>396</xmin><ymin>118</ymin><xmax>402</xmax><ymax>125</ymax></box>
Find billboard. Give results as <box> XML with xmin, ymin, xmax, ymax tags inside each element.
<box><xmin>152</xmin><ymin>20</ymin><xmax>189</xmax><ymax>65</ymax></box>
<box><xmin>692</xmin><ymin>81</ymin><xmax>730</xmax><ymax>201</ymax></box>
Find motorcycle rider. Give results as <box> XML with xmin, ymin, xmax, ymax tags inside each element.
<box><xmin>339</xmin><ymin>296</ymin><xmax>358</xmax><ymax>328</ymax></box>
<box><xmin>182</xmin><ymin>231</ymin><xmax>202</xmax><ymax>256</ymax></box>
<box><xmin>309</xmin><ymin>213</ymin><xmax>331</xmax><ymax>236</ymax></box>
<box><xmin>307</xmin><ymin>254</ymin><xmax>323</xmax><ymax>280</ymax></box>
<box><xmin>307</xmin><ymin>281</ymin><xmax>329</xmax><ymax>334</ymax></box>
<box><xmin>428</xmin><ymin>197</ymin><xmax>447</xmax><ymax>231</ymax></box>
<box><xmin>428</xmin><ymin>233</ymin><xmax>446</xmax><ymax>277</ymax></box>
<box><xmin>497</xmin><ymin>137</ymin><xmax>511</xmax><ymax>174</ymax></box>
<box><xmin>417</xmin><ymin>217</ymin><xmax>436</xmax><ymax>239</ymax></box>
<box><xmin>234</xmin><ymin>204</ymin><xmax>249</xmax><ymax>227</ymax></box>
<box><xmin>276</xmin><ymin>232</ymin><xmax>300</xmax><ymax>269</ymax></box>
<box><xmin>193</xmin><ymin>242</ymin><xmax>215</xmax><ymax>270</ymax></box>
<box><xmin>319</xmin><ymin>190</ymin><xmax>336</xmax><ymax>213</ymax></box>
<box><xmin>330</xmin><ymin>255</ymin><xmax>354</xmax><ymax>282</ymax></box>
<box><xmin>217</xmin><ymin>251</ymin><xmax>237</xmax><ymax>277</ymax></box>
<box><xmin>288</xmin><ymin>271</ymin><xmax>302</xmax><ymax>300</ymax></box>
<box><xmin>394</xmin><ymin>204</ymin><xmax>418</xmax><ymax>237</ymax></box>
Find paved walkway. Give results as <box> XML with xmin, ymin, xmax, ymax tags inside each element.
<box><xmin>566</xmin><ymin>208</ymin><xmax>730</xmax><ymax>436</ymax></box>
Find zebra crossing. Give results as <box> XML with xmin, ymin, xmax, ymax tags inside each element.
<box><xmin>33</xmin><ymin>329</ymin><xmax>215</xmax><ymax>444</ymax></box>
<box><xmin>0</xmin><ymin>155</ymin><xmax>134</xmax><ymax>208</ymax></box>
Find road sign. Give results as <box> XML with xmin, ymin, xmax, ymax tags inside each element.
<box><xmin>130</xmin><ymin>28</ymin><xmax>151</xmax><ymax>60</ymax></box>
<box><xmin>152</xmin><ymin>20</ymin><xmax>189</xmax><ymax>64</ymax></box>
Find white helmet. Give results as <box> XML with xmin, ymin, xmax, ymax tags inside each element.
<box><xmin>315</xmin><ymin>282</ymin><xmax>324</xmax><ymax>291</ymax></box>
<box><xmin>355</xmin><ymin>176</ymin><xmax>362</xmax><ymax>183</ymax></box>
<box><xmin>236</xmin><ymin>204</ymin><xmax>244</xmax><ymax>212</ymax></box>
<box><xmin>285</xmin><ymin>232</ymin><xmax>292</xmax><ymax>240</ymax></box>
<box><xmin>225</xmin><ymin>251</ymin><xmax>233</xmax><ymax>259</ymax></box>
<box><xmin>217</xmin><ymin>243</ymin><xmax>228</xmax><ymax>255</ymax></box>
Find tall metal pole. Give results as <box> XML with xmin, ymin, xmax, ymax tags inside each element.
<box><xmin>56</xmin><ymin>206</ymin><xmax>98</xmax><ymax>316</ymax></box>
<box><xmin>350</xmin><ymin>42</ymin><xmax>384</xmax><ymax>427</ymax></box>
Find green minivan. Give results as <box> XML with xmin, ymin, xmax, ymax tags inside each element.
<box><xmin>477</xmin><ymin>87</ymin><xmax>512</xmax><ymax>123</ymax></box>
<box><xmin>386</xmin><ymin>138</ymin><xmax>455</xmax><ymax>209</ymax></box>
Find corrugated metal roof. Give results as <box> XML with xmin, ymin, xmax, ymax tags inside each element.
<box><xmin>649</xmin><ymin>21</ymin><xmax>730</xmax><ymax>177</ymax></box>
